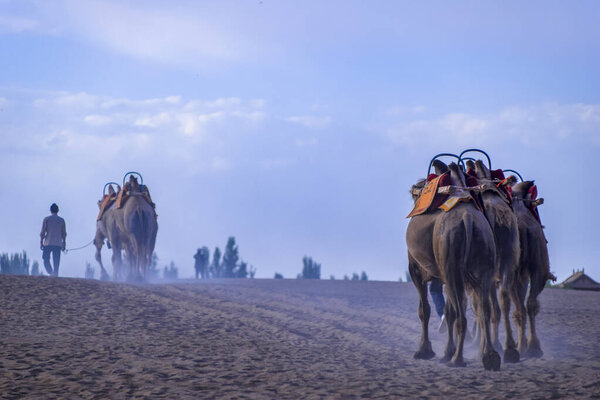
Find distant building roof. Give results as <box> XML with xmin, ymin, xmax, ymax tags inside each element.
<box><xmin>559</xmin><ymin>269</ymin><xmax>600</xmax><ymax>291</ymax></box>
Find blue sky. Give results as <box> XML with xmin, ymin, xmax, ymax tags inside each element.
<box><xmin>1</xmin><ymin>0</ymin><xmax>599</xmax><ymax>281</ymax></box>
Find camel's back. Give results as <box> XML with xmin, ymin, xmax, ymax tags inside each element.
<box><xmin>433</xmin><ymin>203</ymin><xmax>495</xmax><ymax>279</ymax></box>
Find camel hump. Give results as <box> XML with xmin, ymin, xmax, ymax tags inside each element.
<box><xmin>97</xmin><ymin>184</ymin><xmax>119</xmax><ymax>221</ymax></box>
<box><xmin>115</xmin><ymin>173</ymin><xmax>155</xmax><ymax>211</ymax></box>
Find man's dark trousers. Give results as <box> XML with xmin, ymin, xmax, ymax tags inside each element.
<box><xmin>42</xmin><ymin>245</ymin><xmax>61</xmax><ymax>276</ymax></box>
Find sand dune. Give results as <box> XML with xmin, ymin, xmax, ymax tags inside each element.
<box><xmin>0</xmin><ymin>275</ymin><xmax>599</xmax><ymax>399</ymax></box>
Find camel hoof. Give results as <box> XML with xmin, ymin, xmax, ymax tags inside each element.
<box><xmin>526</xmin><ymin>347</ymin><xmax>543</xmax><ymax>358</ymax></box>
<box><xmin>439</xmin><ymin>356</ymin><xmax>451</xmax><ymax>364</ymax></box>
<box><xmin>483</xmin><ymin>351</ymin><xmax>501</xmax><ymax>371</ymax></box>
<box><xmin>503</xmin><ymin>348</ymin><xmax>520</xmax><ymax>363</ymax></box>
<box><xmin>448</xmin><ymin>358</ymin><xmax>466</xmax><ymax>368</ymax></box>
<box><xmin>413</xmin><ymin>349</ymin><xmax>435</xmax><ymax>360</ymax></box>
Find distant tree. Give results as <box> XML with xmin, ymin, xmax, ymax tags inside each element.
<box><xmin>222</xmin><ymin>237</ymin><xmax>239</xmax><ymax>278</ymax></box>
<box><xmin>249</xmin><ymin>265</ymin><xmax>256</xmax><ymax>279</ymax></box>
<box><xmin>236</xmin><ymin>260</ymin><xmax>248</xmax><ymax>278</ymax></box>
<box><xmin>31</xmin><ymin>261</ymin><xmax>41</xmax><ymax>276</ymax></box>
<box><xmin>351</xmin><ymin>272</ymin><xmax>359</xmax><ymax>280</ymax></box>
<box><xmin>164</xmin><ymin>261</ymin><xmax>178</xmax><ymax>279</ymax></box>
<box><xmin>405</xmin><ymin>271</ymin><xmax>413</xmax><ymax>283</ymax></box>
<box><xmin>330</xmin><ymin>275</ymin><xmax>335</xmax><ymax>280</ymax></box>
<box><xmin>0</xmin><ymin>251</ymin><xmax>30</xmax><ymax>275</ymax></box>
<box><xmin>360</xmin><ymin>271</ymin><xmax>368</xmax><ymax>281</ymax></box>
<box><xmin>211</xmin><ymin>247</ymin><xmax>222</xmax><ymax>278</ymax></box>
<box><xmin>398</xmin><ymin>276</ymin><xmax>403</xmax><ymax>282</ymax></box>
<box><xmin>300</xmin><ymin>256</ymin><xmax>321</xmax><ymax>279</ymax></box>
<box><xmin>194</xmin><ymin>247</ymin><xmax>210</xmax><ymax>279</ymax></box>
<box><xmin>343</xmin><ymin>275</ymin><xmax>349</xmax><ymax>280</ymax></box>
<box><xmin>85</xmin><ymin>262</ymin><xmax>95</xmax><ymax>279</ymax></box>
<box><xmin>274</xmin><ymin>273</ymin><xmax>283</xmax><ymax>279</ymax></box>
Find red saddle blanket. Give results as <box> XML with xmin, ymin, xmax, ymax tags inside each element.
<box><xmin>407</xmin><ymin>173</ymin><xmax>478</xmax><ymax>217</ymax></box>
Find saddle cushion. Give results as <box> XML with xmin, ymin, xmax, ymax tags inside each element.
<box><xmin>490</xmin><ymin>169</ymin><xmax>505</xmax><ymax>181</ymax></box>
<box><xmin>97</xmin><ymin>194</ymin><xmax>117</xmax><ymax>221</ymax></box>
<box><xmin>407</xmin><ymin>173</ymin><xmax>454</xmax><ymax>217</ymax></box>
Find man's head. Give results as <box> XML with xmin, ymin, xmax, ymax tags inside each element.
<box><xmin>50</xmin><ymin>203</ymin><xmax>59</xmax><ymax>214</ymax></box>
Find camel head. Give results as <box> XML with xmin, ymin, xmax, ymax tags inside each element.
<box><xmin>474</xmin><ymin>159</ymin><xmax>492</xmax><ymax>180</ymax></box>
<box><xmin>448</xmin><ymin>162</ymin><xmax>467</xmax><ymax>187</ymax></box>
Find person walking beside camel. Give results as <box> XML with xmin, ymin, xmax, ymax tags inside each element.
<box><xmin>40</xmin><ymin>203</ymin><xmax>66</xmax><ymax>277</ymax></box>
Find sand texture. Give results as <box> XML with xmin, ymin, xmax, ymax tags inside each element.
<box><xmin>0</xmin><ymin>275</ymin><xmax>599</xmax><ymax>399</ymax></box>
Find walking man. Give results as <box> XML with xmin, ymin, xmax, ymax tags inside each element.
<box><xmin>40</xmin><ymin>203</ymin><xmax>67</xmax><ymax>276</ymax></box>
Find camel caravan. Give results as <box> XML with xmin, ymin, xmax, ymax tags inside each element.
<box><xmin>94</xmin><ymin>172</ymin><xmax>158</xmax><ymax>282</ymax></box>
<box><xmin>406</xmin><ymin>149</ymin><xmax>555</xmax><ymax>371</ymax></box>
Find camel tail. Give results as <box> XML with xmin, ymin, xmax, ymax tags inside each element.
<box><xmin>462</xmin><ymin>212</ymin><xmax>473</xmax><ymax>273</ymax></box>
<box><xmin>132</xmin><ymin>208</ymin><xmax>148</xmax><ymax>270</ymax></box>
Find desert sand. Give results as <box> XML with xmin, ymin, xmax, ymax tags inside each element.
<box><xmin>0</xmin><ymin>275</ymin><xmax>598</xmax><ymax>399</ymax></box>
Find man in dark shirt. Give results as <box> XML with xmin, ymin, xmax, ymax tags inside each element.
<box><xmin>40</xmin><ymin>203</ymin><xmax>67</xmax><ymax>276</ymax></box>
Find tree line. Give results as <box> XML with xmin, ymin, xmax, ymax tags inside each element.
<box><xmin>272</xmin><ymin>256</ymin><xmax>369</xmax><ymax>281</ymax></box>
<box><xmin>194</xmin><ymin>237</ymin><xmax>255</xmax><ymax>279</ymax></box>
<box><xmin>0</xmin><ymin>251</ymin><xmax>41</xmax><ymax>276</ymax></box>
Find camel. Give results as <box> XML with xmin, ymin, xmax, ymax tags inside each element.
<box><xmin>467</xmin><ymin>159</ymin><xmax>521</xmax><ymax>363</ymax></box>
<box><xmin>95</xmin><ymin>176</ymin><xmax>158</xmax><ymax>281</ymax></box>
<box><xmin>95</xmin><ymin>184</ymin><xmax>125</xmax><ymax>281</ymax></box>
<box><xmin>506</xmin><ymin>178</ymin><xmax>556</xmax><ymax>357</ymax></box>
<box><xmin>406</xmin><ymin>161</ymin><xmax>500</xmax><ymax>370</ymax></box>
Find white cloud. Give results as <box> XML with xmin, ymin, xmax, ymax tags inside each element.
<box><xmin>2</xmin><ymin>90</ymin><xmax>272</xmax><ymax>174</ymax></box>
<box><xmin>49</xmin><ymin>0</ymin><xmax>255</xmax><ymax>70</ymax></box>
<box><xmin>84</xmin><ymin>114</ymin><xmax>111</xmax><ymax>125</ymax></box>
<box><xmin>295</xmin><ymin>137</ymin><xmax>318</xmax><ymax>147</ymax></box>
<box><xmin>286</xmin><ymin>115</ymin><xmax>332</xmax><ymax>129</ymax></box>
<box><xmin>134</xmin><ymin>112</ymin><xmax>171</xmax><ymax>128</ymax></box>
<box><xmin>382</xmin><ymin>103</ymin><xmax>600</xmax><ymax>148</ymax></box>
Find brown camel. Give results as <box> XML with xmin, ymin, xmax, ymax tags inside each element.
<box><xmin>468</xmin><ymin>159</ymin><xmax>521</xmax><ymax>363</ymax></box>
<box><xmin>406</xmin><ymin>161</ymin><xmax>500</xmax><ymax>370</ymax></box>
<box><xmin>95</xmin><ymin>177</ymin><xmax>158</xmax><ymax>281</ymax></box>
<box><xmin>507</xmin><ymin>178</ymin><xmax>556</xmax><ymax>357</ymax></box>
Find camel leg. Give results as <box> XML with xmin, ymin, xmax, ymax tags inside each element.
<box><xmin>489</xmin><ymin>284</ymin><xmax>502</xmax><ymax>353</ymax></box>
<box><xmin>526</xmin><ymin>275</ymin><xmax>545</xmax><ymax>358</ymax></box>
<box><xmin>448</xmin><ymin>285</ymin><xmax>467</xmax><ymax>368</ymax></box>
<box><xmin>477</xmin><ymin>284</ymin><xmax>501</xmax><ymax>371</ymax></box>
<box><xmin>94</xmin><ymin>233</ymin><xmax>110</xmax><ymax>281</ymax></box>
<box><xmin>470</xmin><ymin>292</ymin><xmax>483</xmax><ymax>345</ymax></box>
<box><xmin>500</xmin><ymin>281</ymin><xmax>520</xmax><ymax>363</ymax></box>
<box><xmin>512</xmin><ymin>275</ymin><xmax>528</xmax><ymax>353</ymax></box>
<box><xmin>111</xmin><ymin>245</ymin><xmax>123</xmax><ymax>282</ymax></box>
<box><xmin>440</xmin><ymin>300</ymin><xmax>456</xmax><ymax>363</ymax></box>
<box><xmin>409</xmin><ymin>259</ymin><xmax>435</xmax><ymax>360</ymax></box>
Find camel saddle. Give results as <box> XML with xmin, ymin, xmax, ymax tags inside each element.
<box><xmin>97</xmin><ymin>193</ymin><xmax>117</xmax><ymax>221</ymax></box>
<box><xmin>465</xmin><ymin>168</ymin><xmax>513</xmax><ymax>208</ymax></box>
<box><xmin>115</xmin><ymin>184</ymin><xmax>156</xmax><ymax>211</ymax></box>
<box><xmin>407</xmin><ymin>173</ymin><xmax>480</xmax><ymax>218</ymax></box>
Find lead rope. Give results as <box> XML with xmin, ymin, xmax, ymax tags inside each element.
<box><xmin>65</xmin><ymin>239</ymin><xmax>94</xmax><ymax>253</ymax></box>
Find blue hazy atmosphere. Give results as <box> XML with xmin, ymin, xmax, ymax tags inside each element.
<box><xmin>1</xmin><ymin>1</ymin><xmax>599</xmax><ymax>281</ymax></box>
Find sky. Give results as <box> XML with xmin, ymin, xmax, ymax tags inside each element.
<box><xmin>1</xmin><ymin>0</ymin><xmax>599</xmax><ymax>282</ymax></box>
